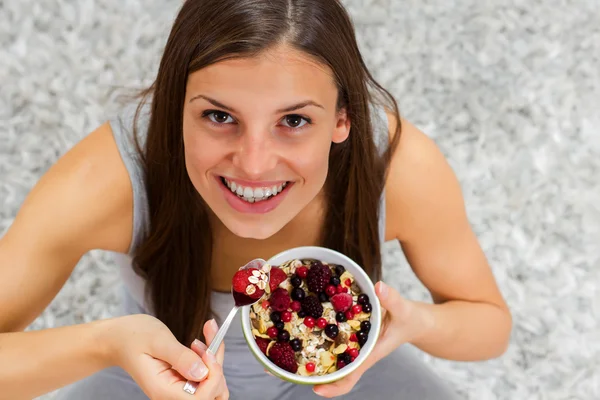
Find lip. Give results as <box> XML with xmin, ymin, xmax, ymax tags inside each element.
<box><xmin>215</xmin><ymin>175</ymin><xmax>293</xmax><ymax>214</ymax></box>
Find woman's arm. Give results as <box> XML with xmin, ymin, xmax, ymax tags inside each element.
<box><xmin>0</xmin><ymin>122</ymin><xmax>134</xmax><ymax>398</ymax></box>
<box><xmin>384</xmin><ymin>114</ymin><xmax>512</xmax><ymax>361</ymax></box>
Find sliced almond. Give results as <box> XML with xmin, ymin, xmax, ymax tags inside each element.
<box><xmin>252</xmin><ymin>329</ymin><xmax>271</xmax><ymax>339</ymax></box>
<box><xmin>327</xmin><ymin>364</ymin><xmax>338</xmax><ymax>373</ymax></box>
<box><xmin>266</xmin><ymin>340</ymin><xmax>276</xmax><ymax>356</ymax></box>
<box><xmin>297</xmin><ymin>365</ymin><xmax>310</xmax><ymax>376</ymax></box>
<box><xmin>258</xmin><ymin>318</ymin><xmax>267</xmax><ymax>334</ymax></box>
<box><xmin>347</xmin><ymin>320</ymin><xmax>361</xmax><ymax>330</ymax></box>
<box><xmin>348</xmin><ymin>341</ymin><xmax>360</xmax><ymax>350</ymax></box>
<box><xmin>355</xmin><ymin>312</ymin><xmax>370</xmax><ymax>321</ymax></box>
<box><xmin>319</xmin><ymin>351</ymin><xmax>335</xmax><ymax>367</ymax></box>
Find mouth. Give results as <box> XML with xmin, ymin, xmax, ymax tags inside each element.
<box><xmin>220</xmin><ymin>177</ymin><xmax>290</xmax><ymax>204</ymax></box>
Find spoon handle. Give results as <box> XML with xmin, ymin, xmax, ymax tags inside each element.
<box><xmin>183</xmin><ymin>306</ymin><xmax>239</xmax><ymax>395</ymax></box>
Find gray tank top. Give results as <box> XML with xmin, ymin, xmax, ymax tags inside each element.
<box><xmin>108</xmin><ymin>99</ymin><xmax>390</xmax><ymax>315</ymax></box>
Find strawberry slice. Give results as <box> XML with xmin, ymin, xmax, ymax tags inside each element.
<box><xmin>232</xmin><ymin>269</ymin><xmax>253</xmax><ymax>293</ymax></box>
<box><xmin>269</xmin><ymin>267</ymin><xmax>287</xmax><ymax>292</ymax></box>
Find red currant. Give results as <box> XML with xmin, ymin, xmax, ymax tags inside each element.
<box><xmin>336</xmin><ymin>285</ymin><xmax>345</xmax><ymax>294</ymax></box>
<box><xmin>350</xmin><ymin>356</ymin><xmax>356</xmax><ymax>362</ymax></box>
<box><xmin>345</xmin><ymin>310</ymin><xmax>354</xmax><ymax>320</ymax></box>
<box><xmin>317</xmin><ymin>317</ymin><xmax>328</xmax><ymax>329</ymax></box>
<box><xmin>337</xmin><ymin>360</ymin><xmax>346</xmax><ymax>369</ymax></box>
<box><xmin>290</xmin><ymin>301</ymin><xmax>301</xmax><ymax>312</ymax></box>
<box><xmin>304</xmin><ymin>316</ymin><xmax>315</xmax><ymax>328</ymax></box>
<box><xmin>296</xmin><ymin>266</ymin><xmax>308</xmax><ymax>278</ymax></box>
<box><xmin>325</xmin><ymin>285</ymin><xmax>337</xmax><ymax>297</ymax></box>
<box><xmin>261</xmin><ymin>300</ymin><xmax>270</xmax><ymax>309</ymax></box>
<box><xmin>267</xmin><ymin>327</ymin><xmax>279</xmax><ymax>338</ymax></box>
<box><xmin>306</xmin><ymin>362</ymin><xmax>315</xmax><ymax>373</ymax></box>
<box><xmin>349</xmin><ymin>333</ymin><xmax>358</xmax><ymax>342</ymax></box>
<box><xmin>347</xmin><ymin>348</ymin><xmax>359</xmax><ymax>358</ymax></box>
<box><xmin>352</xmin><ymin>304</ymin><xmax>362</xmax><ymax>314</ymax></box>
<box><xmin>281</xmin><ymin>311</ymin><xmax>292</xmax><ymax>323</ymax></box>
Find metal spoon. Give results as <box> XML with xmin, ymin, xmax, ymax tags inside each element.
<box><xmin>183</xmin><ymin>258</ymin><xmax>270</xmax><ymax>395</ymax></box>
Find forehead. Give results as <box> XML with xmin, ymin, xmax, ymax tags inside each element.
<box><xmin>186</xmin><ymin>46</ymin><xmax>339</xmax><ymax>111</ymax></box>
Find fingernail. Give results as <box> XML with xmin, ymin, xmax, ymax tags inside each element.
<box><xmin>189</xmin><ymin>361</ymin><xmax>208</xmax><ymax>380</ymax></box>
<box><xmin>193</xmin><ymin>339</ymin><xmax>207</xmax><ymax>350</ymax></box>
<box><xmin>313</xmin><ymin>387</ymin><xmax>323</xmax><ymax>396</ymax></box>
<box><xmin>378</xmin><ymin>281</ymin><xmax>388</xmax><ymax>299</ymax></box>
<box><xmin>206</xmin><ymin>350</ymin><xmax>218</xmax><ymax>363</ymax></box>
<box><xmin>210</xmin><ymin>319</ymin><xmax>219</xmax><ymax>331</ymax></box>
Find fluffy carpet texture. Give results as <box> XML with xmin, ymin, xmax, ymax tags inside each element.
<box><xmin>1</xmin><ymin>0</ymin><xmax>599</xmax><ymax>399</ymax></box>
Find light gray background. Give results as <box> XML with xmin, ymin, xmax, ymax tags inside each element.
<box><xmin>1</xmin><ymin>0</ymin><xmax>599</xmax><ymax>399</ymax></box>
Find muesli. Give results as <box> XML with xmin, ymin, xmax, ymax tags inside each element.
<box><xmin>248</xmin><ymin>259</ymin><xmax>373</xmax><ymax>376</ymax></box>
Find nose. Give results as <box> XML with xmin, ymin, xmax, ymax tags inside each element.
<box><xmin>232</xmin><ymin>130</ymin><xmax>278</xmax><ymax>179</ymax></box>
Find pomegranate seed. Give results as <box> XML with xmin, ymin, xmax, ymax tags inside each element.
<box><xmin>261</xmin><ymin>300</ymin><xmax>270</xmax><ymax>309</ymax></box>
<box><xmin>345</xmin><ymin>279</ymin><xmax>352</xmax><ymax>287</ymax></box>
<box><xmin>345</xmin><ymin>310</ymin><xmax>354</xmax><ymax>320</ymax></box>
<box><xmin>317</xmin><ymin>318</ymin><xmax>328</xmax><ymax>329</ymax></box>
<box><xmin>325</xmin><ymin>285</ymin><xmax>337</xmax><ymax>297</ymax></box>
<box><xmin>267</xmin><ymin>327</ymin><xmax>279</xmax><ymax>338</ymax></box>
<box><xmin>290</xmin><ymin>301</ymin><xmax>301</xmax><ymax>312</ymax></box>
<box><xmin>352</xmin><ymin>304</ymin><xmax>362</xmax><ymax>314</ymax></box>
<box><xmin>306</xmin><ymin>362</ymin><xmax>315</xmax><ymax>373</ymax></box>
<box><xmin>296</xmin><ymin>266</ymin><xmax>308</xmax><ymax>278</ymax></box>
<box><xmin>282</xmin><ymin>311</ymin><xmax>292</xmax><ymax>323</ymax></box>
<box><xmin>349</xmin><ymin>333</ymin><xmax>358</xmax><ymax>342</ymax></box>
<box><xmin>347</xmin><ymin>348</ymin><xmax>359</xmax><ymax>358</ymax></box>
<box><xmin>304</xmin><ymin>316</ymin><xmax>315</xmax><ymax>328</ymax></box>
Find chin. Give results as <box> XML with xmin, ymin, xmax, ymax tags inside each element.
<box><xmin>221</xmin><ymin>216</ymin><xmax>285</xmax><ymax>240</ymax></box>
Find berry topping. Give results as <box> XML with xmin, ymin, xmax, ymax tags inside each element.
<box><xmin>296</xmin><ymin>266</ymin><xmax>308</xmax><ymax>278</ymax></box>
<box><xmin>270</xmin><ymin>311</ymin><xmax>281</xmax><ymax>323</ymax></box>
<box><xmin>269</xmin><ymin>342</ymin><xmax>298</xmax><ymax>373</ymax></box>
<box><xmin>232</xmin><ymin>268</ymin><xmax>266</xmax><ymax>299</ymax></box>
<box><xmin>361</xmin><ymin>321</ymin><xmax>371</xmax><ymax>333</ymax></box>
<box><xmin>274</xmin><ymin>321</ymin><xmax>284</xmax><ymax>330</ymax></box>
<box><xmin>335</xmin><ymin>311</ymin><xmax>347</xmax><ymax>322</ymax></box>
<box><xmin>290</xmin><ymin>338</ymin><xmax>302</xmax><ymax>352</ymax></box>
<box><xmin>330</xmin><ymin>293</ymin><xmax>353</xmax><ymax>312</ymax></box>
<box><xmin>290</xmin><ymin>300</ymin><xmax>302</xmax><ymax>312</ymax></box>
<box><xmin>278</xmin><ymin>330</ymin><xmax>290</xmax><ymax>342</ymax></box>
<box><xmin>270</xmin><ymin>288</ymin><xmax>291</xmax><ymax>312</ymax></box>
<box><xmin>345</xmin><ymin>310</ymin><xmax>354</xmax><ymax>320</ymax></box>
<box><xmin>297</xmin><ymin>310</ymin><xmax>306</xmax><ymax>318</ymax></box>
<box><xmin>357</xmin><ymin>331</ymin><xmax>368</xmax><ymax>346</ymax></box>
<box><xmin>349</xmin><ymin>333</ymin><xmax>358</xmax><ymax>342</ymax></box>
<box><xmin>303</xmin><ymin>316</ymin><xmax>315</xmax><ymax>328</ymax></box>
<box><xmin>267</xmin><ymin>326</ymin><xmax>279</xmax><ymax>338</ymax></box>
<box><xmin>362</xmin><ymin>303</ymin><xmax>373</xmax><ymax>313</ymax></box>
<box><xmin>334</xmin><ymin>264</ymin><xmax>345</xmax><ymax>276</ymax></box>
<box><xmin>305</xmin><ymin>362</ymin><xmax>315</xmax><ymax>373</ymax></box>
<box><xmin>324</xmin><ymin>324</ymin><xmax>339</xmax><ymax>339</ymax></box>
<box><xmin>352</xmin><ymin>304</ymin><xmax>362</xmax><ymax>314</ymax></box>
<box><xmin>232</xmin><ymin>269</ymin><xmax>252</xmax><ymax>293</ymax></box>
<box><xmin>330</xmin><ymin>276</ymin><xmax>341</xmax><ymax>286</ymax></box>
<box><xmin>347</xmin><ymin>348</ymin><xmax>359</xmax><ymax>358</ymax></box>
<box><xmin>319</xmin><ymin>292</ymin><xmax>329</xmax><ymax>303</ymax></box>
<box><xmin>269</xmin><ymin>267</ymin><xmax>288</xmax><ymax>292</ymax></box>
<box><xmin>338</xmin><ymin>352</ymin><xmax>352</xmax><ymax>364</ymax></box>
<box><xmin>325</xmin><ymin>285</ymin><xmax>337</xmax><ymax>296</ymax></box>
<box><xmin>336</xmin><ymin>285</ymin><xmax>347</xmax><ymax>294</ymax></box>
<box><xmin>344</xmin><ymin>278</ymin><xmax>352</xmax><ymax>287</ymax></box>
<box><xmin>357</xmin><ymin>294</ymin><xmax>369</xmax><ymax>305</ymax></box>
<box><xmin>301</xmin><ymin>295</ymin><xmax>324</xmax><ymax>319</ymax></box>
<box><xmin>256</xmin><ymin>337</ymin><xmax>271</xmax><ymax>355</ymax></box>
<box><xmin>316</xmin><ymin>318</ymin><xmax>328</xmax><ymax>329</ymax></box>
<box><xmin>291</xmin><ymin>287</ymin><xmax>306</xmax><ymax>301</ymax></box>
<box><xmin>290</xmin><ymin>275</ymin><xmax>302</xmax><ymax>287</ymax></box>
<box><xmin>261</xmin><ymin>300</ymin><xmax>270</xmax><ymax>309</ymax></box>
<box><xmin>337</xmin><ymin>359</ymin><xmax>346</xmax><ymax>369</ymax></box>
<box><xmin>281</xmin><ymin>311</ymin><xmax>292</xmax><ymax>323</ymax></box>
<box><xmin>306</xmin><ymin>263</ymin><xmax>332</xmax><ymax>293</ymax></box>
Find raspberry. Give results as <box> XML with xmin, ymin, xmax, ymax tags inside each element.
<box><xmin>301</xmin><ymin>295</ymin><xmax>324</xmax><ymax>319</ymax></box>
<box><xmin>345</xmin><ymin>310</ymin><xmax>354</xmax><ymax>320</ymax></box>
<box><xmin>306</xmin><ymin>362</ymin><xmax>315</xmax><ymax>373</ymax></box>
<box><xmin>306</xmin><ymin>262</ymin><xmax>332</xmax><ymax>293</ymax></box>
<box><xmin>352</xmin><ymin>304</ymin><xmax>362</xmax><ymax>314</ymax></box>
<box><xmin>296</xmin><ymin>266</ymin><xmax>308</xmax><ymax>278</ymax></box>
<box><xmin>268</xmin><ymin>342</ymin><xmax>298</xmax><ymax>373</ymax></box>
<box><xmin>270</xmin><ymin>288</ymin><xmax>291</xmax><ymax>312</ymax></box>
<box><xmin>232</xmin><ymin>270</ymin><xmax>253</xmax><ymax>293</ymax></box>
<box><xmin>330</xmin><ymin>293</ymin><xmax>353</xmax><ymax>312</ymax></box>
<box><xmin>267</xmin><ymin>327</ymin><xmax>279</xmax><ymax>338</ymax></box>
<box><xmin>269</xmin><ymin>267</ymin><xmax>287</xmax><ymax>292</ymax></box>
<box><xmin>255</xmin><ymin>337</ymin><xmax>271</xmax><ymax>355</ymax></box>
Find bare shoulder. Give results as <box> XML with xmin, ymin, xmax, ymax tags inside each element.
<box><xmin>382</xmin><ymin>110</ymin><xmax>466</xmax><ymax>243</ymax></box>
<box><xmin>3</xmin><ymin>121</ymin><xmax>134</xmax><ymax>255</ymax></box>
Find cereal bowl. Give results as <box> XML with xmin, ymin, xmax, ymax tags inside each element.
<box><xmin>241</xmin><ymin>246</ymin><xmax>381</xmax><ymax>385</ymax></box>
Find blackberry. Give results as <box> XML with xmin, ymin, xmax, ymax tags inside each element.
<box><xmin>357</xmin><ymin>294</ymin><xmax>369</xmax><ymax>305</ymax></box>
<box><xmin>270</xmin><ymin>312</ymin><xmax>281</xmax><ymax>323</ymax></box>
<box><xmin>335</xmin><ymin>311</ymin><xmax>347</xmax><ymax>322</ymax></box>
<box><xmin>290</xmin><ymin>338</ymin><xmax>302</xmax><ymax>352</ymax></box>
<box><xmin>278</xmin><ymin>330</ymin><xmax>290</xmax><ymax>342</ymax></box>
<box><xmin>301</xmin><ymin>295</ymin><xmax>324</xmax><ymax>319</ymax></box>
<box><xmin>291</xmin><ymin>287</ymin><xmax>306</xmax><ymax>301</ymax></box>
<box><xmin>306</xmin><ymin>263</ymin><xmax>332</xmax><ymax>293</ymax></box>
<box><xmin>334</xmin><ymin>264</ymin><xmax>346</xmax><ymax>276</ymax></box>
<box><xmin>290</xmin><ymin>275</ymin><xmax>302</xmax><ymax>287</ymax></box>
<box><xmin>338</xmin><ymin>352</ymin><xmax>352</xmax><ymax>364</ymax></box>
<box><xmin>318</xmin><ymin>292</ymin><xmax>329</xmax><ymax>303</ymax></box>
<box><xmin>324</xmin><ymin>324</ymin><xmax>339</xmax><ymax>339</ymax></box>
<box><xmin>330</xmin><ymin>276</ymin><xmax>341</xmax><ymax>286</ymax></box>
<box><xmin>362</xmin><ymin>303</ymin><xmax>372</xmax><ymax>313</ymax></box>
<box><xmin>275</xmin><ymin>321</ymin><xmax>284</xmax><ymax>330</ymax></box>
<box><xmin>357</xmin><ymin>331</ymin><xmax>368</xmax><ymax>346</ymax></box>
<box><xmin>360</xmin><ymin>321</ymin><xmax>371</xmax><ymax>333</ymax></box>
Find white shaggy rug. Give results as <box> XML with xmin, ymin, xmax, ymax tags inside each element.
<box><xmin>1</xmin><ymin>0</ymin><xmax>599</xmax><ymax>399</ymax></box>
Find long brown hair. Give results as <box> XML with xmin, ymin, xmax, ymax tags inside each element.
<box><xmin>131</xmin><ymin>0</ymin><xmax>401</xmax><ymax>346</ymax></box>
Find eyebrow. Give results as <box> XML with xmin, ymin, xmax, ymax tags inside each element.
<box><xmin>189</xmin><ymin>94</ymin><xmax>325</xmax><ymax>113</ymax></box>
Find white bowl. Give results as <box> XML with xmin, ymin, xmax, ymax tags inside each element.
<box><xmin>241</xmin><ymin>246</ymin><xmax>382</xmax><ymax>385</ymax></box>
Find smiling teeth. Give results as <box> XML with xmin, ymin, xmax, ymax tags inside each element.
<box><xmin>223</xmin><ymin>178</ymin><xmax>287</xmax><ymax>203</ymax></box>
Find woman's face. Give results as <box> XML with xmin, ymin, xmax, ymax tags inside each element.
<box><xmin>182</xmin><ymin>46</ymin><xmax>350</xmax><ymax>239</ymax></box>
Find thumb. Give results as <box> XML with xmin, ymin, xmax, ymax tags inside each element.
<box><xmin>375</xmin><ymin>281</ymin><xmax>408</xmax><ymax>320</ymax></box>
<box><xmin>151</xmin><ymin>333</ymin><xmax>209</xmax><ymax>382</ymax></box>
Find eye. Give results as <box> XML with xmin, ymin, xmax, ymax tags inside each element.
<box><xmin>281</xmin><ymin>114</ymin><xmax>311</xmax><ymax>129</ymax></box>
<box><xmin>204</xmin><ymin>110</ymin><xmax>235</xmax><ymax>124</ymax></box>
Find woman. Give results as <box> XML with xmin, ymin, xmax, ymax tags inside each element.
<box><xmin>0</xmin><ymin>0</ymin><xmax>512</xmax><ymax>399</ymax></box>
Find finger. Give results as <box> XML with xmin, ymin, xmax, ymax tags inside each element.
<box><xmin>312</xmin><ymin>367</ymin><xmax>363</xmax><ymax>398</ymax></box>
<box><xmin>150</xmin><ymin>331</ymin><xmax>209</xmax><ymax>383</ymax></box>
<box><xmin>190</xmin><ymin>350</ymin><xmax>225</xmax><ymax>398</ymax></box>
<box><xmin>264</xmin><ymin>369</ymin><xmax>274</xmax><ymax>377</ymax></box>
<box><xmin>203</xmin><ymin>319</ymin><xmax>225</xmax><ymax>365</ymax></box>
<box><xmin>375</xmin><ymin>281</ymin><xmax>410</xmax><ymax>322</ymax></box>
<box><xmin>191</xmin><ymin>339</ymin><xmax>207</xmax><ymax>357</ymax></box>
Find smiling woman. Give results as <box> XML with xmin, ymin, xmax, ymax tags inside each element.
<box><xmin>0</xmin><ymin>0</ymin><xmax>510</xmax><ymax>399</ymax></box>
